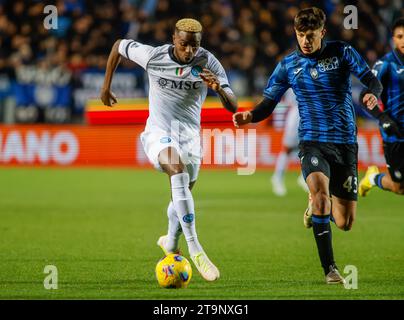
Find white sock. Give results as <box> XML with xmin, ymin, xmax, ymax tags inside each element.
<box><xmin>369</xmin><ymin>173</ymin><xmax>377</xmax><ymax>186</ymax></box>
<box><xmin>274</xmin><ymin>151</ymin><xmax>288</xmax><ymax>179</ymax></box>
<box><xmin>166</xmin><ymin>201</ymin><xmax>181</xmax><ymax>252</ymax></box>
<box><xmin>170</xmin><ymin>173</ymin><xmax>202</xmax><ymax>256</ymax></box>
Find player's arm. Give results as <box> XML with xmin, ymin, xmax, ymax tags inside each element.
<box><xmin>344</xmin><ymin>44</ymin><xmax>401</xmax><ymax>136</ymax></box>
<box><xmin>343</xmin><ymin>44</ymin><xmax>383</xmax><ymax>109</ymax></box>
<box><xmin>233</xmin><ymin>98</ymin><xmax>277</xmax><ymax>128</ymax></box>
<box><xmin>100</xmin><ymin>39</ymin><xmax>121</xmax><ymax>107</ymax></box>
<box><xmin>233</xmin><ymin>61</ymin><xmax>289</xmax><ymax>127</ymax></box>
<box><xmin>101</xmin><ymin>39</ymin><xmax>154</xmax><ymax>107</ymax></box>
<box><xmin>199</xmin><ymin>68</ymin><xmax>237</xmax><ymax>113</ymax></box>
<box><xmin>359</xmin><ymin>71</ymin><xmax>383</xmax><ymax>110</ymax></box>
<box><xmin>202</xmin><ymin>54</ymin><xmax>238</xmax><ymax>113</ymax></box>
<box><xmin>361</xmin><ymin>60</ymin><xmax>402</xmax><ymax>137</ymax></box>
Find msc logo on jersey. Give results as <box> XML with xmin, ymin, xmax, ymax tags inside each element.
<box><xmin>318</xmin><ymin>57</ymin><xmax>339</xmax><ymax>72</ymax></box>
<box><xmin>157</xmin><ymin>77</ymin><xmax>202</xmax><ymax>90</ymax></box>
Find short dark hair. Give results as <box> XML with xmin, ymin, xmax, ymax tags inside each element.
<box><xmin>294</xmin><ymin>7</ymin><xmax>326</xmax><ymax>32</ymax></box>
<box><xmin>392</xmin><ymin>17</ymin><xmax>404</xmax><ymax>35</ymax></box>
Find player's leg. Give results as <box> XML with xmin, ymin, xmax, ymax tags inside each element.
<box><xmin>271</xmin><ymin>147</ymin><xmax>291</xmax><ymax>196</ymax></box>
<box><xmin>297</xmin><ymin>172</ymin><xmax>309</xmax><ymax>192</ymax></box>
<box><xmin>299</xmin><ymin>142</ymin><xmax>344</xmax><ymax>284</ymax></box>
<box><xmin>285</xmin><ymin>105</ymin><xmax>308</xmax><ymax>193</ymax></box>
<box><xmin>359</xmin><ymin>166</ymin><xmax>404</xmax><ymax>195</ymax></box>
<box><xmin>330</xmin><ymin>196</ymin><xmax>356</xmax><ymax>231</ymax></box>
<box><xmin>375</xmin><ymin>173</ymin><xmax>404</xmax><ymax>194</ymax></box>
<box><xmin>358</xmin><ymin>165</ymin><xmax>380</xmax><ymax>196</ymax></box>
<box><xmin>159</xmin><ymin>180</ymin><xmax>197</xmax><ymax>255</ymax></box>
<box><xmin>159</xmin><ymin>147</ymin><xmax>219</xmax><ymax>281</ymax></box>
<box><xmin>272</xmin><ymin>106</ymin><xmax>300</xmax><ymax>196</ymax></box>
<box><xmin>329</xmin><ymin>157</ymin><xmax>359</xmax><ymax>231</ymax></box>
<box><xmin>141</xmin><ymin>131</ymin><xmax>218</xmax><ymax>280</ymax></box>
<box><xmin>360</xmin><ymin>142</ymin><xmax>404</xmax><ymax>196</ymax></box>
<box><xmin>305</xmin><ymin>172</ymin><xmax>344</xmax><ymax>284</ymax></box>
<box><xmin>141</xmin><ymin>131</ymin><xmax>183</xmax><ymax>255</ymax></box>
<box><xmin>159</xmin><ymin>147</ymin><xmax>201</xmax><ymax>254</ymax></box>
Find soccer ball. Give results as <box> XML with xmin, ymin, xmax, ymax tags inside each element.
<box><xmin>155</xmin><ymin>253</ymin><xmax>192</xmax><ymax>288</ymax></box>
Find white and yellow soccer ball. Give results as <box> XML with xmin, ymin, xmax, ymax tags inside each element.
<box><xmin>155</xmin><ymin>253</ymin><xmax>192</xmax><ymax>288</ymax></box>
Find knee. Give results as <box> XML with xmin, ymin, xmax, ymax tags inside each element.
<box><xmin>312</xmin><ymin>192</ymin><xmax>331</xmax><ymax>214</ymax></box>
<box><xmin>343</xmin><ymin>220</ymin><xmax>354</xmax><ymax>231</ymax></box>
<box><xmin>170</xmin><ymin>172</ymin><xmax>191</xmax><ymax>198</ymax></box>
<box><xmin>170</xmin><ymin>165</ymin><xmax>185</xmax><ymax>176</ymax></box>
<box><xmin>335</xmin><ymin>216</ymin><xmax>354</xmax><ymax>231</ymax></box>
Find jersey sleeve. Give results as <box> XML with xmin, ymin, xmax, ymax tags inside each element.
<box><xmin>371</xmin><ymin>59</ymin><xmax>389</xmax><ymax>87</ymax></box>
<box><xmin>118</xmin><ymin>39</ymin><xmax>154</xmax><ymax>70</ymax></box>
<box><xmin>206</xmin><ymin>53</ymin><xmax>231</xmax><ymax>87</ymax></box>
<box><xmin>342</xmin><ymin>44</ymin><xmax>372</xmax><ymax>80</ymax></box>
<box><xmin>372</xmin><ymin>59</ymin><xmax>390</xmax><ymax>109</ymax></box>
<box><xmin>263</xmin><ymin>61</ymin><xmax>290</xmax><ymax>102</ymax></box>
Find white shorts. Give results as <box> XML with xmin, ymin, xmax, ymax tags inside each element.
<box><xmin>282</xmin><ymin>105</ymin><xmax>300</xmax><ymax>149</ymax></box>
<box><xmin>140</xmin><ymin>130</ymin><xmax>202</xmax><ymax>182</ymax></box>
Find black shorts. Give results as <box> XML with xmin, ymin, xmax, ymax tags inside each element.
<box><xmin>383</xmin><ymin>142</ymin><xmax>404</xmax><ymax>183</ymax></box>
<box><xmin>298</xmin><ymin>141</ymin><xmax>358</xmax><ymax>201</ymax></box>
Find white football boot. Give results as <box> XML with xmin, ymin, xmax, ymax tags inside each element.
<box><xmin>191</xmin><ymin>251</ymin><xmax>220</xmax><ymax>282</ymax></box>
<box><xmin>157</xmin><ymin>235</ymin><xmax>181</xmax><ymax>256</ymax></box>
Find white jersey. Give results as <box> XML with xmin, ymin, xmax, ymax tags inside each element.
<box><xmin>281</xmin><ymin>89</ymin><xmax>300</xmax><ymax>148</ymax></box>
<box><xmin>118</xmin><ymin>39</ymin><xmax>233</xmax><ymax>138</ymax></box>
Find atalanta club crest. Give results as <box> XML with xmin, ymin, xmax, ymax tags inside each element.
<box><xmin>310</xmin><ymin>68</ymin><xmax>318</xmax><ymax>79</ymax></box>
<box><xmin>311</xmin><ymin>156</ymin><xmax>319</xmax><ymax>166</ymax></box>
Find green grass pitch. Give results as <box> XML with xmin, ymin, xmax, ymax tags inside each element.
<box><xmin>0</xmin><ymin>167</ymin><xmax>403</xmax><ymax>299</ymax></box>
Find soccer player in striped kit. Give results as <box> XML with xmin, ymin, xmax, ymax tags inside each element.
<box><xmin>233</xmin><ymin>7</ymin><xmax>382</xmax><ymax>284</ymax></box>
<box><xmin>359</xmin><ymin>17</ymin><xmax>404</xmax><ymax>196</ymax></box>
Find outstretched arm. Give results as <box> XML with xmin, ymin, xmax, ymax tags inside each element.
<box><xmin>233</xmin><ymin>97</ymin><xmax>277</xmax><ymax>128</ymax></box>
<box><xmin>359</xmin><ymin>71</ymin><xmax>383</xmax><ymax>111</ymax></box>
<box><xmin>100</xmin><ymin>40</ymin><xmax>122</xmax><ymax>107</ymax></box>
<box><xmin>200</xmin><ymin>68</ymin><xmax>238</xmax><ymax>113</ymax></box>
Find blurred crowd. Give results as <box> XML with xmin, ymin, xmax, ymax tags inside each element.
<box><xmin>0</xmin><ymin>0</ymin><xmax>403</xmax><ymax>122</ymax></box>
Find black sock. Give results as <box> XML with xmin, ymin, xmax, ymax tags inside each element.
<box><xmin>312</xmin><ymin>214</ymin><xmax>335</xmax><ymax>275</ymax></box>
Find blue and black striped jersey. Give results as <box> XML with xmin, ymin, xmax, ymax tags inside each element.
<box><xmin>372</xmin><ymin>50</ymin><xmax>404</xmax><ymax>143</ymax></box>
<box><xmin>264</xmin><ymin>41</ymin><xmax>372</xmax><ymax>144</ymax></box>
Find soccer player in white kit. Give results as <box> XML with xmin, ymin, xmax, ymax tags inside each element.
<box><xmin>271</xmin><ymin>89</ymin><xmax>308</xmax><ymax>196</ymax></box>
<box><xmin>100</xmin><ymin>19</ymin><xmax>237</xmax><ymax>281</ymax></box>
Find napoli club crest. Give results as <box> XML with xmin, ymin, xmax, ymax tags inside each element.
<box><xmin>310</xmin><ymin>68</ymin><xmax>318</xmax><ymax>79</ymax></box>
<box><xmin>191</xmin><ymin>65</ymin><xmax>203</xmax><ymax>77</ymax></box>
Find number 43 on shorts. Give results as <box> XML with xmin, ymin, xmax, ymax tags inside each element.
<box><xmin>343</xmin><ymin>176</ymin><xmax>358</xmax><ymax>193</ymax></box>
